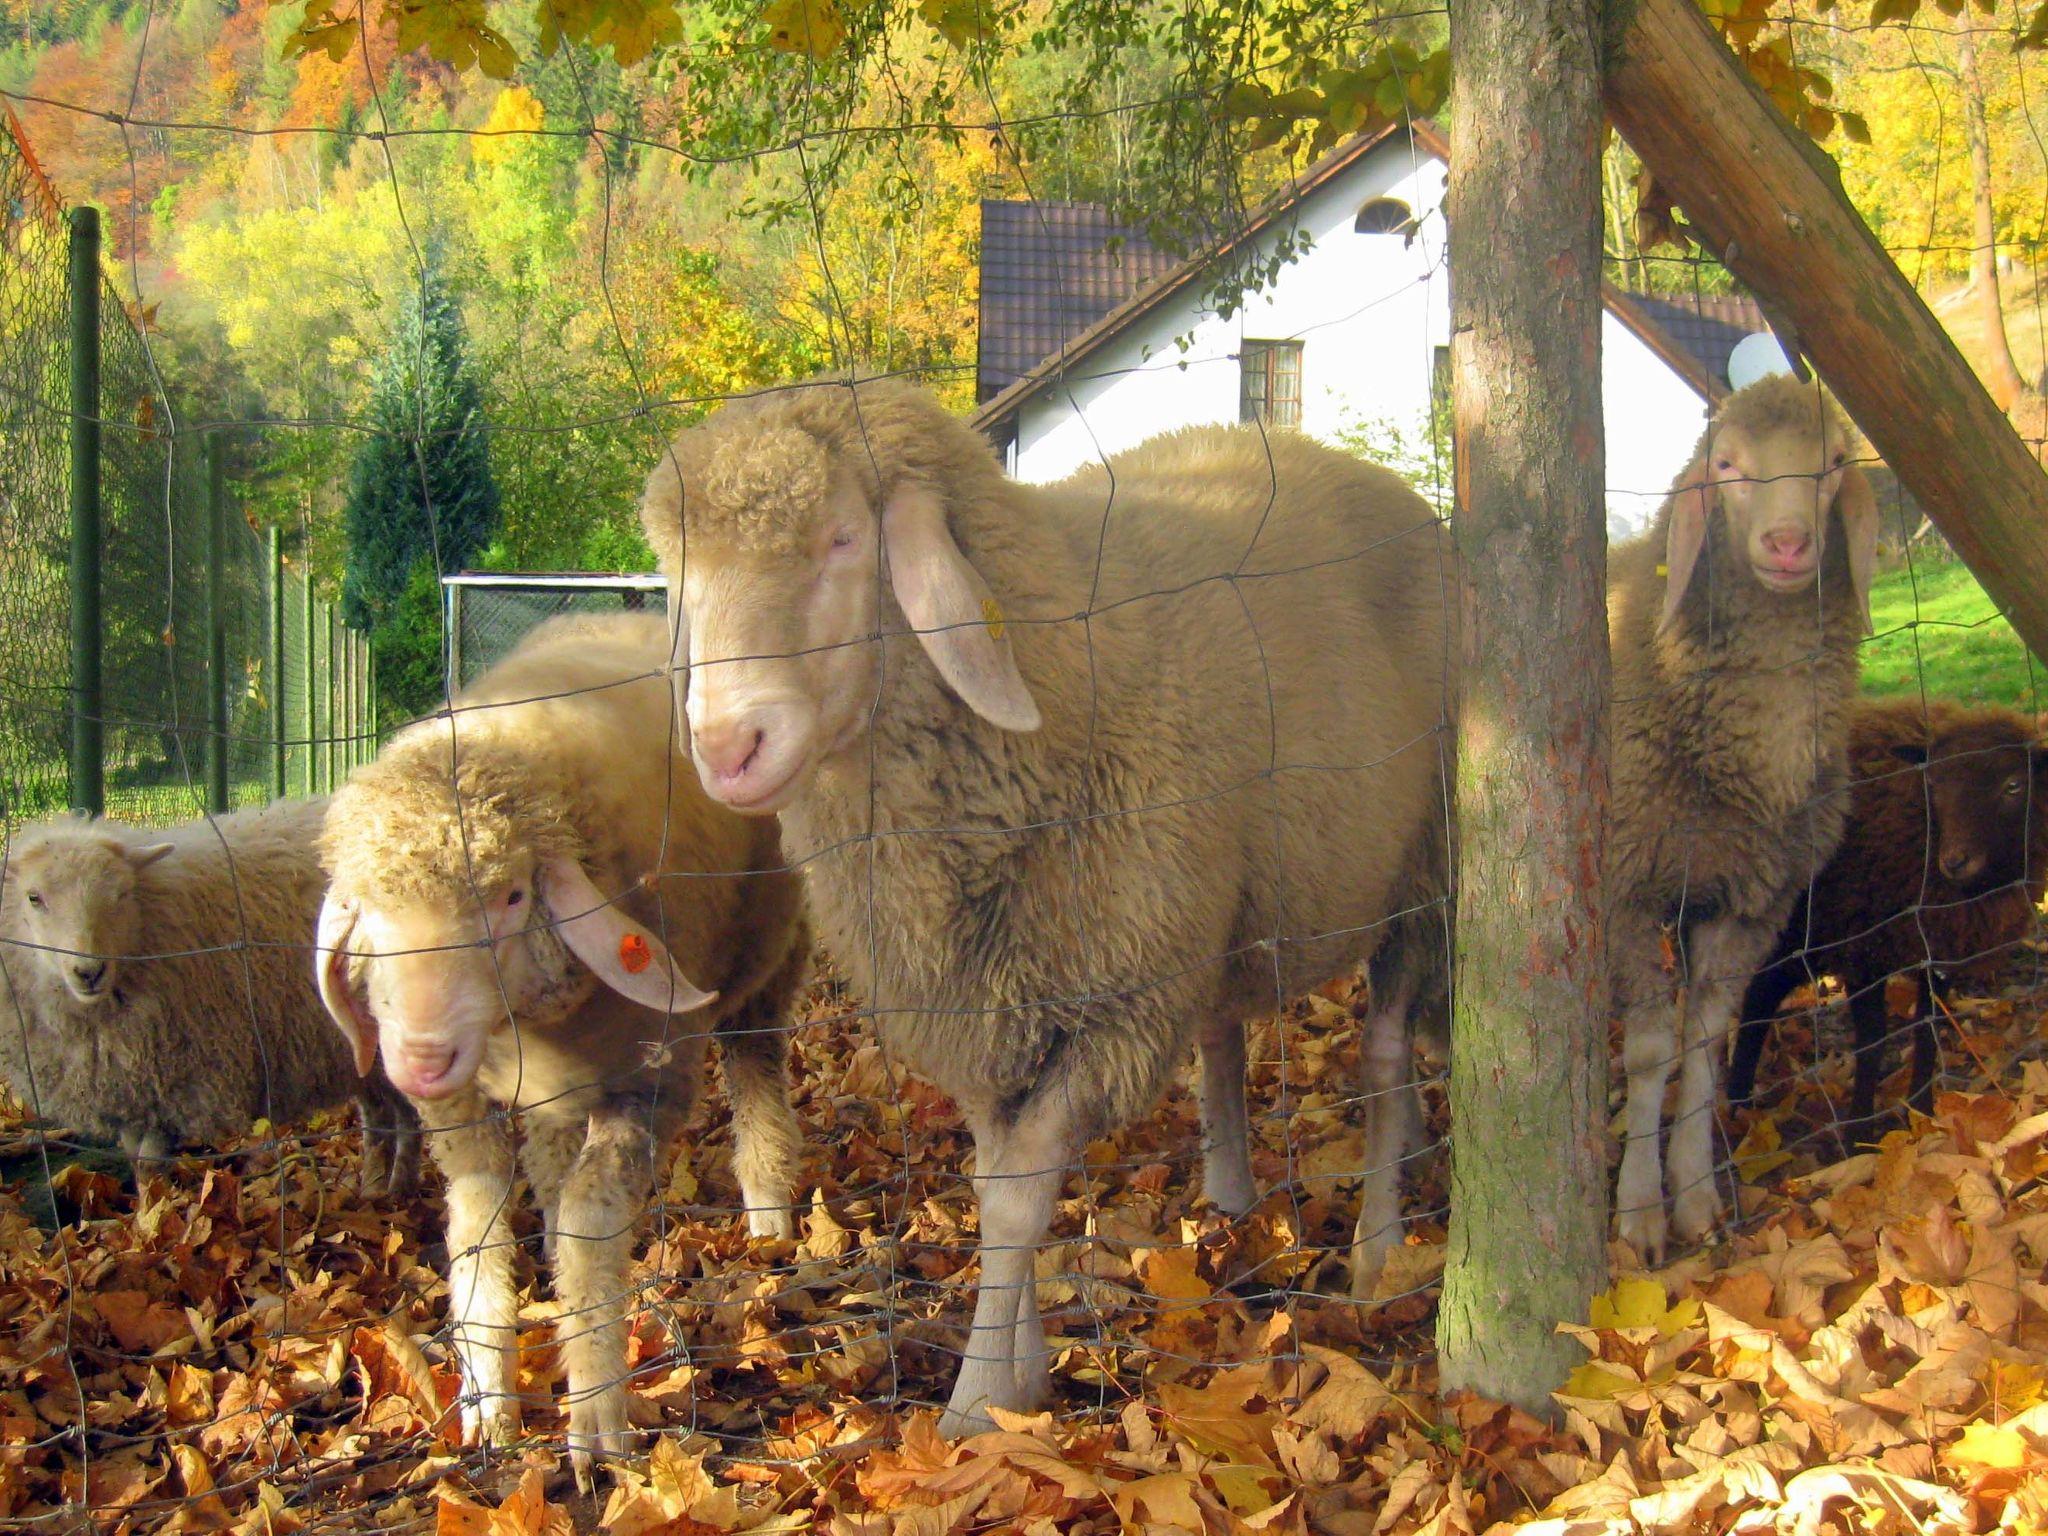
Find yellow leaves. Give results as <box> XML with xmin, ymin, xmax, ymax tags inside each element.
<box><xmin>1133</xmin><ymin>1245</ymin><xmax>1210</xmax><ymax>1302</ymax></box>
<box><xmin>436</xmin><ymin>1469</ymin><xmax>572</xmax><ymax>1536</ymax></box>
<box><xmin>1731</xmin><ymin>1116</ymin><xmax>1793</xmax><ymax>1185</ymax></box>
<box><xmin>1586</xmin><ymin>1275</ymin><xmax>1701</xmax><ymax>1338</ymax></box>
<box><xmin>762</xmin><ymin>0</ymin><xmax>845</xmax><ymax>59</ymax></box>
<box><xmin>471</xmin><ymin>86</ymin><xmax>545</xmax><ymax>165</ymax></box>
<box><xmin>599</xmin><ymin>1438</ymin><xmax>749</xmax><ymax>1536</ymax></box>
<box><xmin>392</xmin><ymin>1</ymin><xmax>521</xmax><ymax>80</ymax></box>
<box><xmin>1947</xmin><ymin>1419</ymin><xmax>2032</xmax><ymax>1471</ymax></box>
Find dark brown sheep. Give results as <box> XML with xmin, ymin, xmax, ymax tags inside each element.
<box><xmin>1729</xmin><ymin>697</ymin><xmax>2047</xmax><ymax>1127</ymax></box>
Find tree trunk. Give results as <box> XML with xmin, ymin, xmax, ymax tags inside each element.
<box><xmin>1606</xmin><ymin>0</ymin><xmax>2048</xmax><ymax>665</ymax></box>
<box><xmin>1436</xmin><ymin>0</ymin><xmax>1613</xmax><ymax>1414</ymax></box>
<box><xmin>1956</xmin><ymin>24</ymin><xmax>2026</xmax><ymax>411</ymax></box>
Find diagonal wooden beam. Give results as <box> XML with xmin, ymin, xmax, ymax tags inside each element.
<box><xmin>1606</xmin><ymin>0</ymin><xmax>2048</xmax><ymax>664</ymax></box>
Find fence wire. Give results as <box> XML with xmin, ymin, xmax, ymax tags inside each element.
<box><xmin>0</xmin><ymin>6</ymin><xmax>2045</xmax><ymax>1535</ymax></box>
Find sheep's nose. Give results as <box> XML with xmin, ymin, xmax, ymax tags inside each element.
<box><xmin>1760</xmin><ymin>528</ymin><xmax>1812</xmax><ymax>561</ymax></box>
<box><xmin>72</xmin><ymin>961</ymin><xmax>107</xmax><ymax>992</ymax></box>
<box><xmin>1939</xmin><ymin>849</ymin><xmax>1984</xmax><ymax>885</ymax></box>
<box><xmin>695</xmin><ymin>719</ymin><xmax>765</xmax><ymax>783</ymax></box>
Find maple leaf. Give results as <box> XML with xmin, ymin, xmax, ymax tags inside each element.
<box><xmin>1732</xmin><ymin>1116</ymin><xmax>1793</xmax><ymax>1184</ymax></box>
<box><xmin>761</xmin><ymin>0</ymin><xmax>845</xmax><ymax>58</ymax></box>
<box><xmin>437</xmin><ymin>1468</ymin><xmax>571</xmax><ymax>1536</ymax></box>
<box><xmin>1586</xmin><ymin>1276</ymin><xmax>1702</xmax><ymax>1338</ymax></box>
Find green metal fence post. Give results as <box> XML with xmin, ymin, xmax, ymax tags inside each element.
<box><xmin>302</xmin><ymin>571</ymin><xmax>316</xmax><ymax>797</ymax></box>
<box><xmin>325</xmin><ymin>605</ymin><xmax>338</xmax><ymax>791</ymax></box>
<box><xmin>67</xmin><ymin>207</ymin><xmax>103</xmax><ymax>816</ymax></box>
<box><xmin>204</xmin><ymin>436</ymin><xmax>229</xmax><ymax>814</ymax></box>
<box><xmin>268</xmin><ymin>527</ymin><xmax>285</xmax><ymax>798</ymax></box>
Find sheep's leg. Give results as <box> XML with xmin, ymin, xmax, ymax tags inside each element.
<box><xmin>716</xmin><ymin>972</ymin><xmax>804</xmax><ymax>1239</ymax></box>
<box><xmin>354</xmin><ymin>1082</ymin><xmax>423</xmax><ymax>1200</ymax></box>
<box><xmin>1195</xmin><ymin>1016</ymin><xmax>1255</xmax><ymax>1216</ymax></box>
<box><xmin>1905</xmin><ymin>969</ymin><xmax>1938</xmax><ymax>1115</ymax></box>
<box><xmin>941</xmin><ymin>1100</ymin><xmax>1071</xmax><ymax>1438</ymax></box>
<box><xmin>1845</xmin><ymin>971</ymin><xmax>1893</xmax><ymax>1134</ymax></box>
<box><xmin>551</xmin><ymin>1103</ymin><xmax>656</xmax><ymax>1493</ymax></box>
<box><xmin>1727</xmin><ymin>949</ymin><xmax>1802</xmax><ymax>1107</ymax></box>
<box><xmin>119</xmin><ymin>1124</ymin><xmax>171</xmax><ymax>1185</ymax></box>
<box><xmin>419</xmin><ymin>1091</ymin><xmax>523</xmax><ymax>1448</ymax></box>
<box><xmin>520</xmin><ymin>1116</ymin><xmax>585</xmax><ymax>1268</ymax></box>
<box><xmin>1615</xmin><ymin>969</ymin><xmax>1678</xmax><ymax>1263</ymax></box>
<box><xmin>1669</xmin><ymin>917</ymin><xmax>1765</xmax><ymax>1246</ymax></box>
<box><xmin>1350</xmin><ymin>977</ymin><xmax>1422</xmax><ymax>1301</ymax></box>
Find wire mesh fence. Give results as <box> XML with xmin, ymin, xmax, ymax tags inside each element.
<box><xmin>0</xmin><ymin>6</ymin><xmax>2046</xmax><ymax>1534</ymax></box>
<box><xmin>0</xmin><ymin>116</ymin><xmax>372</xmax><ymax>830</ymax></box>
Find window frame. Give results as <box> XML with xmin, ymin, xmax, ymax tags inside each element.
<box><xmin>1240</xmin><ymin>338</ymin><xmax>1305</xmax><ymax>429</ymax></box>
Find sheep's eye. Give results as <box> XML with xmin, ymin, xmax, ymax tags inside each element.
<box><xmin>1715</xmin><ymin>458</ymin><xmax>1733</xmax><ymax>472</ymax></box>
<box><xmin>25</xmin><ymin>892</ymin><xmax>43</xmax><ymax>910</ymax></box>
<box><xmin>1832</xmin><ymin>450</ymin><xmax>1846</xmax><ymax>468</ymax></box>
<box><xmin>830</xmin><ymin>529</ymin><xmax>856</xmax><ymax>551</ymax></box>
<box><xmin>2006</xmin><ymin>776</ymin><xmax>2025</xmax><ymax>797</ymax></box>
<box><xmin>505</xmin><ymin>889</ymin><xmax>524</xmax><ymax>908</ymax></box>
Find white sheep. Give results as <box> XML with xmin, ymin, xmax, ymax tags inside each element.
<box><xmin>313</xmin><ymin>610</ymin><xmax>808</xmax><ymax>1487</ymax></box>
<box><xmin>1608</xmin><ymin>375</ymin><xmax>1875</xmax><ymax>1259</ymax></box>
<box><xmin>0</xmin><ymin>800</ymin><xmax>419</xmax><ymax>1194</ymax></box>
<box><xmin>638</xmin><ymin>374</ymin><xmax>1454</xmax><ymax>1434</ymax></box>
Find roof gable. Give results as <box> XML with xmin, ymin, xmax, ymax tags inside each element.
<box><xmin>972</xmin><ymin>121</ymin><xmax>1771</xmax><ymax>432</ymax></box>
<box><xmin>977</xmin><ymin>201</ymin><xmax>1180</xmax><ymax>403</ymax></box>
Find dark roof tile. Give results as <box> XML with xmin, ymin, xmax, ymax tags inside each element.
<box><xmin>977</xmin><ymin>201</ymin><xmax>1179</xmax><ymax>401</ymax></box>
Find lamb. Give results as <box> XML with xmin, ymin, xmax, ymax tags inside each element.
<box><xmin>0</xmin><ymin>800</ymin><xmax>420</xmax><ymax>1195</ymax></box>
<box><xmin>312</xmin><ymin>610</ymin><xmax>808</xmax><ymax>1487</ymax></box>
<box><xmin>1608</xmin><ymin>374</ymin><xmax>1877</xmax><ymax>1261</ymax></box>
<box><xmin>638</xmin><ymin>373</ymin><xmax>1454</xmax><ymax>1433</ymax></box>
<box><xmin>1727</xmin><ymin>697</ymin><xmax>2047</xmax><ymax>1126</ymax></box>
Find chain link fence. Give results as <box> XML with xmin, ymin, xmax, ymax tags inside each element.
<box><xmin>443</xmin><ymin>572</ymin><xmax>667</xmax><ymax>692</ymax></box>
<box><xmin>0</xmin><ymin>113</ymin><xmax>372</xmax><ymax>830</ymax></box>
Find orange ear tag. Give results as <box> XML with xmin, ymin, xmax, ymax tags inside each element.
<box><xmin>619</xmin><ymin>933</ymin><xmax>654</xmax><ymax>974</ymax></box>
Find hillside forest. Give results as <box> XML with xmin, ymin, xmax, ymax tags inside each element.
<box><xmin>3</xmin><ymin>0</ymin><xmax>2045</xmax><ymax>712</ymax></box>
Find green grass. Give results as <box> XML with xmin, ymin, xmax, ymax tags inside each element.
<box><xmin>1860</xmin><ymin>557</ymin><xmax>2041</xmax><ymax>710</ymax></box>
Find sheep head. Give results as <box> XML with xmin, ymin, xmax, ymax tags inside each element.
<box><xmin>1660</xmin><ymin>375</ymin><xmax>1878</xmax><ymax>636</ymax></box>
<box><xmin>315</xmin><ymin>744</ymin><xmax>714</xmax><ymax>1100</ymax></box>
<box><xmin>1</xmin><ymin>822</ymin><xmax>170</xmax><ymax>1004</ymax></box>
<box><xmin>1891</xmin><ymin>710</ymin><xmax>2047</xmax><ymax>896</ymax></box>
<box><xmin>639</xmin><ymin>376</ymin><xmax>1040</xmax><ymax>817</ymax></box>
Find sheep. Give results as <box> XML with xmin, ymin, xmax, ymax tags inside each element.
<box><xmin>1608</xmin><ymin>374</ymin><xmax>1878</xmax><ymax>1261</ymax></box>
<box><xmin>1727</xmin><ymin>697</ymin><xmax>2047</xmax><ymax>1127</ymax></box>
<box><xmin>0</xmin><ymin>800</ymin><xmax>420</xmax><ymax>1195</ymax></box>
<box><xmin>637</xmin><ymin>373</ymin><xmax>1454</xmax><ymax>1434</ymax></box>
<box><xmin>312</xmin><ymin>609</ymin><xmax>808</xmax><ymax>1487</ymax></box>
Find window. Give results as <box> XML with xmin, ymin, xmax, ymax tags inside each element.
<box><xmin>1240</xmin><ymin>340</ymin><xmax>1304</xmax><ymax>429</ymax></box>
<box><xmin>1355</xmin><ymin>197</ymin><xmax>1418</xmax><ymax>240</ymax></box>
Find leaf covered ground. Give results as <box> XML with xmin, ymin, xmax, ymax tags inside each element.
<box><xmin>4</xmin><ymin>943</ymin><xmax>2047</xmax><ymax>1536</ymax></box>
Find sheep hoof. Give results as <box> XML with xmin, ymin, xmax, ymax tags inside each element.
<box><xmin>460</xmin><ymin>1395</ymin><xmax>523</xmax><ymax>1449</ymax></box>
<box><xmin>938</xmin><ymin>1402</ymin><xmax>996</xmax><ymax>1440</ymax></box>
<box><xmin>1614</xmin><ymin>1205</ymin><xmax>1668</xmax><ymax>1267</ymax></box>
<box><xmin>568</xmin><ymin>1390</ymin><xmax>631</xmax><ymax>1493</ymax></box>
<box><xmin>1204</xmin><ymin>1169</ymin><xmax>1258</xmax><ymax>1219</ymax></box>
<box><xmin>1348</xmin><ymin>1233</ymin><xmax>1394</xmax><ymax>1303</ymax></box>
<box><xmin>749</xmin><ymin>1206</ymin><xmax>797</xmax><ymax>1241</ymax></box>
<box><xmin>1670</xmin><ymin>1184</ymin><xmax>1723</xmax><ymax>1247</ymax></box>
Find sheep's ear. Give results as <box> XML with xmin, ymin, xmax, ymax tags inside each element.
<box><xmin>314</xmin><ymin>894</ymin><xmax>379</xmax><ymax>1077</ymax></box>
<box><xmin>127</xmin><ymin>843</ymin><xmax>174</xmax><ymax>870</ymax></box>
<box><xmin>1658</xmin><ymin>464</ymin><xmax>1712</xmax><ymax>635</ymax></box>
<box><xmin>539</xmin><ymin>856</ymin><xmax>717</xmax><ymax>1016</ymax></box>
<box><xmin>1835</xmin><ymin>463</ymin><xmax>1879</xmax><ymax>636</ymax></box>
<box><xmin>880</xmin><ymin>484</ymin><xmax>1042</xmax><ymax>731</ymax></box>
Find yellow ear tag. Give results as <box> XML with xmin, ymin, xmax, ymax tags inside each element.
<box><xmin>981</xmin><ymin>596</ymin><xmax>1006</xmax><ymax>642</ymax></box>
<box><xmin>1656</xmin><ymin>564</ymin><xmax>1669</xmax><ymax>577</ymax></box>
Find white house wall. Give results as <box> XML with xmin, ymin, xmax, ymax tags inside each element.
<box><xmin>1007</xmin><ymin>141</ymin><xmax>1710</xmax><ymax>533</ymax></box>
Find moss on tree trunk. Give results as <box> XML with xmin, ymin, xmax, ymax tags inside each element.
<box><xmin>1436</xmin><ymin>0</ymin><xmax>1613</xmax><ymax>1415</ymax></box>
